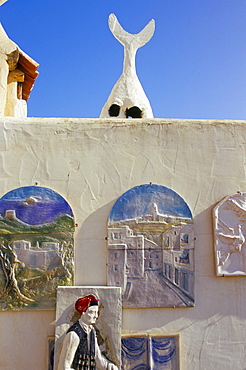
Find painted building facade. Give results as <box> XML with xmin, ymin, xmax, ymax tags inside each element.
<box><xmin>108</xmin><ymin>222</ymin><xmax>194</xmax><ymax>302</ymax></box>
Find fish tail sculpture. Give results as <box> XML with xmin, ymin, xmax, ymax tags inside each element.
<box><xmin>100</xmin><ymin>14</ymin><xmax>155</xmax><ymax>119</ymax></box>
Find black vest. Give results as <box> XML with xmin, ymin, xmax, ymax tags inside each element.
<box><xmin>67</xmin><ymin>321</ymin><xmax>96</xmax><ymax>370</ymax></box>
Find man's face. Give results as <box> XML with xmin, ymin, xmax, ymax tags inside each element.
<box><xmin>82</xmin><ymin>306</ymin><xmax>99</xmax><ymax>325</ymax></box>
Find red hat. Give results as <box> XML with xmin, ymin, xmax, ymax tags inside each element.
<box><xmin>75</xmin><ymin>294</ymin><xmax>99</xmax><ymax>314</ymax></box>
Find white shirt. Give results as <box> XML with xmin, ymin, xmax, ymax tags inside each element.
<box><xmin>57</xmin><ymin>319</ymin><xmax>118</xmax><ymax>370</ymax></box>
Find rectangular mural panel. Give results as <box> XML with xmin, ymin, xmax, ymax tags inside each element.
<box><xmin>108</xmin><ymin>184</ymin><xmax>194</xmax><ymax>308</ymax></box>
<box><xmin>54</xmin><ymin>286</ymin><xmax>121</xmax><ymax>370</ymax></box>
<box><xmin>122</xmin><ymin>333</ymin><xmax>180</xmax><ymax>370</ymax></box>
<box><xmin>213</xmin><ymin>192</ymin><xmax>246</xmax><ymax>276</ymax></box>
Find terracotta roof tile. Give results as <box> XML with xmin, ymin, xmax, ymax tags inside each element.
<box><xmin>17</xmin><ymin>51</ymin><xmax>39</xmax><ymax>101</ymax></box>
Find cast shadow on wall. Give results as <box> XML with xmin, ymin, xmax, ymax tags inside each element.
<box><xmin>75</xmin><ymin>199</ymin><xmax>116</xmax><ymax>285</ymax></box>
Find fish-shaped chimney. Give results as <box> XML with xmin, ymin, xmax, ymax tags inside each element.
<box><xmin>100</xmin><ymin>14</ymin><xmax>155</xmax><ymax>119</ymax></box>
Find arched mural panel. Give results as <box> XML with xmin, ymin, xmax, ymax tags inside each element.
<box><xmin>107</xmin><ymin>184</ymin><xmax>194</xmax><ymax>308</ymax></box>
<box><xmin>0</xmin><ymin>186</ymin><xmax>75</xmax><ymax>310</ymax></box>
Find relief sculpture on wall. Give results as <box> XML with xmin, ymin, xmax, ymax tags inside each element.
<box><xmin>213</xmin><ymin>192</ymin><xmax>246</xmax><ymax>276</ymax></box>
<box><xmin>54</xmin><ymin>286</ymin><xmax>121</xmax><ymax>370</ymax></box>
<box><xmin>56</xmin><ymin>293</ymin><xmax>119</xmax><ymax>370</ymax></box>
<box><xmin>107</xmin><ymin>184</ymin><xmax>194</xmax><ymax>308</ymax></box>
<box><xmin>0</xmin><ymin>186</ymin><xmax>74</xmax><ymax>310</ymax></box>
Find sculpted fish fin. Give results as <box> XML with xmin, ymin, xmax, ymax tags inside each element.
<box><xmin>108</xmin><ymin>13</ymin><xmax>155</xmax><ymax>49</ymax></box>
<box><xmin>135</xmin><ymin>18</ymin><xmax>155</xmax><ymax>48</ymax></box>
<box><xmin>108</xmin><ymin>13</ymin><xmax>131</xmax><ymax>46</ymax></box>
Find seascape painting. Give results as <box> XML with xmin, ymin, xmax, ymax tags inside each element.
<box><xmin>0</xmin><ymin>186</ymin><xmax>74</xmax><ymax>310</ymax></box>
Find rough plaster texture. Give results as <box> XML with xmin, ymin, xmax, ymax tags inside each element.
<box><xmin>0</xmin><ymin>117</ymin><xmax>245</xmax><ymax>369</ymax></box>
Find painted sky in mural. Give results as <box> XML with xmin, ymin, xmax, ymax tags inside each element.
<box><xmin>0</xmin><ymin>186</ymin><xmax>73</xmax><ymax>225</ymax></box>
<box><xmin>109</xmin><ymin>184</ymin><xmax>192</xmax><ymax>224</ymax></box>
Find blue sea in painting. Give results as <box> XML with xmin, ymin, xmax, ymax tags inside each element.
<box><xmin>0</xmin><ymin>186</ymin><xmax>73</xmax><ymax>225</ymax></box>
<box><xmin>109</xmin><ymin>184</ymin><xmax>192</xmax><ymax>224</ymax></box>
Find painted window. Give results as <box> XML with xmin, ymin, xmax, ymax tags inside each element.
<box><xmin>164</xmin><ymin>236</ymin><xmax>169</xmax><ymax>247</ymax></box>
<box><xmin>183</xmin><ymin>273</ymin><xmax>189</xmax><ymax>291</ymax></box>
<box><xmin>175</xmin><ymin>268</ymin><xmax>179</xmax><ymax>285</ymax></box>
<box><xmin>168</xmin><ymin>265</ymin><xmax>172</xmax><ymax>279</ymax></box>
<box><xmin>179</xmin><ymin>249</ymin><xmax>190</xmax><ymax>264</ymax></box>
<box><xmin>181</xmin><ymin>234</ymin><xmax>189</xmax><ymax>243</ymax></box>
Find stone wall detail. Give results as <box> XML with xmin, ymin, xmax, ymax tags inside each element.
<box><xmin>213</xmin><ymin>192</ymin><xmax>246</xmax><ymax>276</ymax></box>
<box><xmin>107</xmin><ymin>184</ymin><xmax>194</xmax><ymax>308</ymax></box>
<box><xmin>0</xmin><ymin>185</ymin><xmax>74</xmax><ymax>310</ymax></box>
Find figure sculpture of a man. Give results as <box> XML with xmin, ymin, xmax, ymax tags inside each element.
<box><xmin>57</xmin><ymin>294</ymin><xmax>118</xmax><ymax>370</ymax></box>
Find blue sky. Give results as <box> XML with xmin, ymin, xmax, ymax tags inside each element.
<box><xmin>109</xmin><ymin>184</ymin><xmax>192</xmax><ymax>223</ymax></box>
<box><xmin>0</xmin><ymin>186</ymin><xmax>74</xmax><ymax>224</ymax></box>
<box><xmin>1</xmin><ymin>0</ymin><xmax>246</xmax><ymax>120</ymax></box>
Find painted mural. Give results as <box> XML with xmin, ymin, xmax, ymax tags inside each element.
<box><xmin>121</xmin><ymin>334</ymin><xmax>180</xmax><ymax>370</ymax></box>
<box><xmin>107</xmin><ymin>184</ymin><xmax>194</xmax><ymax>308</ymax></box>
<box><xmin>0</xmin><ymin>186</ymin><xmax>74</xmax><ymax>310</ymax></box>
<box><xmin>213</xmin><ymin>192</ymin><xmax>246</xmax><ymax>276</ymax></box>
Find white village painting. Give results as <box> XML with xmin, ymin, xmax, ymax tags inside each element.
<box><xmin>213</xmin><ymin>192</ymin><xmax>246</xmax><ymax>276</ymax></box>
<box><xmin>107</xmin><ymin>184</ymin><xmax>194</xmax><ymax>308</ymax></box>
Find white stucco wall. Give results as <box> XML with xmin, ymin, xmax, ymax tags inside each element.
<box><xmin>0</xmin><ymin>117</ymin><xmax>245</xmax><ymax>369</ymax></box>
